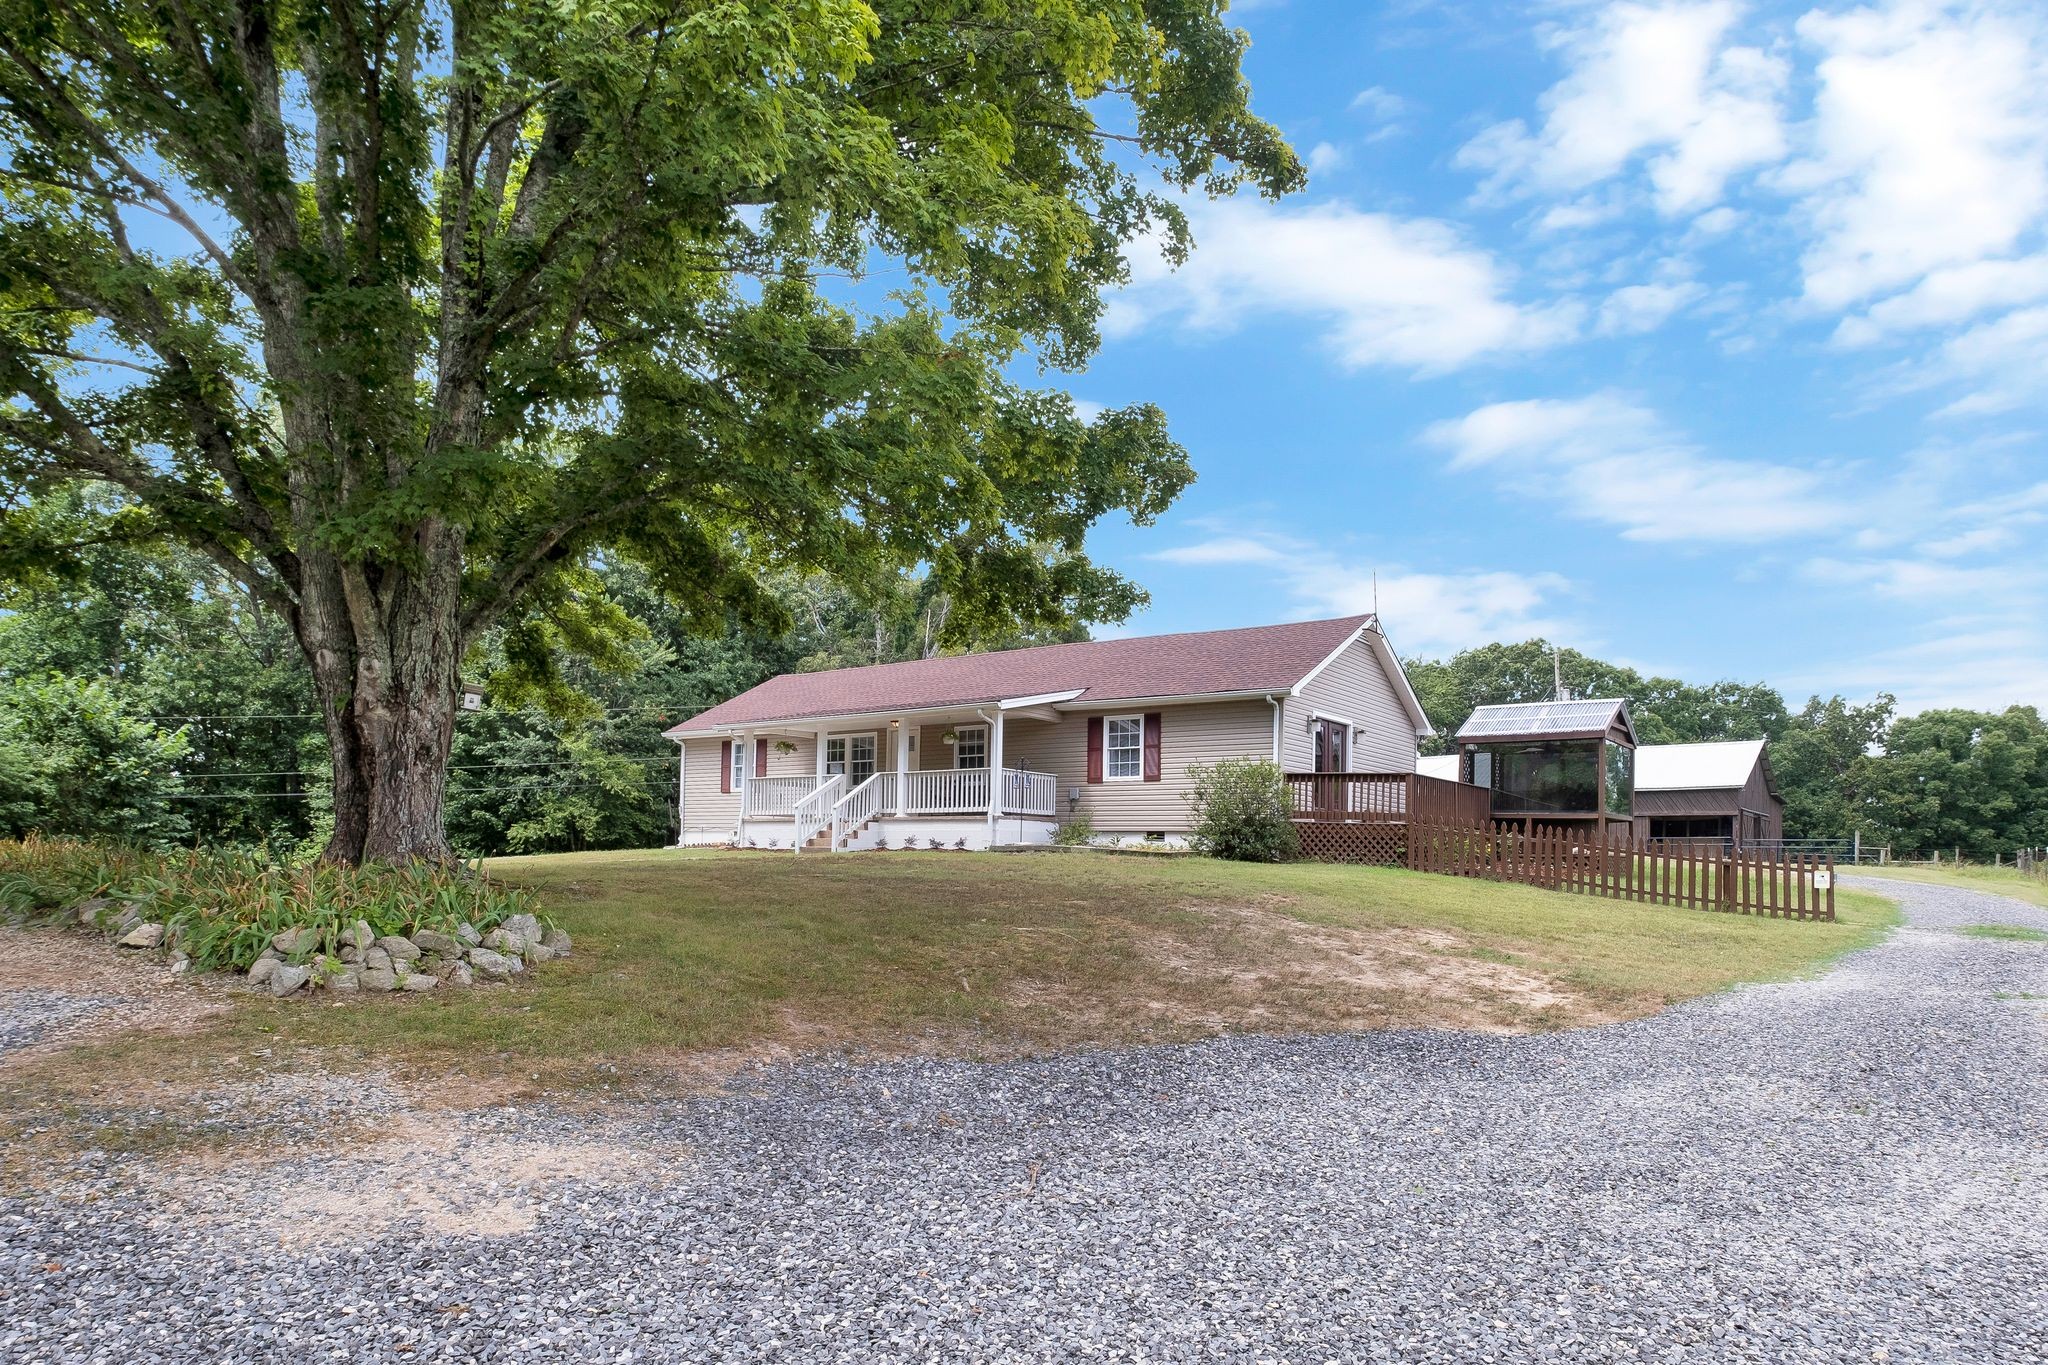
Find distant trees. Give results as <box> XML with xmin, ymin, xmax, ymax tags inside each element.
<box><xmin>1406</xmin><ymin>639</ymin><xmax>2045</xmax><ymax>860</ymax></box>
<box><xmin>0</xmin><ymin>521</ymin><xmax>1096</xmax><ymax>858</ymax></box>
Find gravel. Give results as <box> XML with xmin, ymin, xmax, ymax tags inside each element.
<box><xmin>4</xmin><ymin>875</ymin><xmax>2045</xmax><ymax>1363</ymax></box>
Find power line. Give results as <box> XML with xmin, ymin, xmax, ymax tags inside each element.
<box><xmin>178</xmin><ymin>754</ymin><xmax>679</xmax><ymax>780</ymax></box>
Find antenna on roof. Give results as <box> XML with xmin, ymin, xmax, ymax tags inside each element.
<box><xmin>1552</xmin><ymin>646</ymin><xmax>1570</xmax><ymax>702</ymax></box>
<box><xmin>1371</xmin><ymin>570</ymin><xmax>1379</xmax><ymax>619</ymax></box>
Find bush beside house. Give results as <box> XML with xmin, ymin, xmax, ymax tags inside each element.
<box><xmin>1185</xmin><ymin>759</ymin><xmax>1300</xmax><ymax>863</ymax></box>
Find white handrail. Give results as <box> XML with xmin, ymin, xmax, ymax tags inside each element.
<box><xmin>745</xmin><ymin>775</ymin><xmax>820</xmax><ymax>817</ymax></box>
<box><xmin>830</xmin><ymin>772</ymin><xmax>891</xmax><ymax>850</ymax></box>
<box><xmin>1000</xmin><ymin>768</ymin><xmax>1057</xmax><ymax>816</ymax></box>
<box><xmin>900</xmin><ymin>767</ymin><xmax>991</xmax><ymax>814</ymax></box>
<box><xmin>791</xmin><ymin>775</ymin><xmax>844</xmax><ymax>852</ymax></box>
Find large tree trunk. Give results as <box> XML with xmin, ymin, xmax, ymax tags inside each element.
<box><xmin>298</xmin><ymin>544</ymin><xmax>465</xmax><ymax>867</ymax></box>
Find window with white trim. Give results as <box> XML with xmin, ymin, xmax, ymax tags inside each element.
<box><xmin>953</xmin><ymin>725</ymin><xmax>987</xmax><ymax>770</ymax></box>
<box><xmin>730</xmin><ymin>740</ymin><xmax>748</xmax><ymax>789</ymax></box>
<box><xmin>1105</xmin><ymin>715</ymin><xmax>1143</xmax><ymax>780</ymax></box>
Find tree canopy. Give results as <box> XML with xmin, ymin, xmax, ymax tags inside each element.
<box><xmin>0</xmin><ymin>0</ymin><xmax>1300</xmax><ymax>862</ymax></box>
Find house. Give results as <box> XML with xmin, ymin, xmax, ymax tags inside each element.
<box><xmin>1632</xmin><ymin>739</ymin><xmax>1784</xmax><ymax>849</ymax></box>
<box><xmin>663</xmin><ymin>614</ymin><xmax>1433</xmax><ymax>851</ymax></box>
<box><xmin>1452</xmin><ymin>698</ymin><xmax>1638</xmax><ymax>837</ymax></box>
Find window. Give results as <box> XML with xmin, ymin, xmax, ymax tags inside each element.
<box><xmin>953</xmin><ymin>725</ymin><xmax>987</xmax><ymax>770</ymax></box>
<box><xmin>825</xmin><ymin>733</ymin><xmax>877</xmax><ymax>782</ymax></box>
<box><xmin>1105</xmin><ymin>715</ymin><xmax>1143</xmax><ymax>780</ymax></box>
<box><xmin>730</xmin><ymin>740</ymin><xmax>748</xmax><ymax>789</ymax></box>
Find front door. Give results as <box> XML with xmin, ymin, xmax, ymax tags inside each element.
<box><xmin>825</xmin><ymin>733</ymin><xmax>879</xmax><ymax>783</ymax></box>
<box><xmin>1312</xmin><ymin>719</ymin><xmax>1348</xmax><ymax>814</ymax></box>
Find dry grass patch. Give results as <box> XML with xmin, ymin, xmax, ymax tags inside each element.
<box><xmin>1</xmin><ymin>847</ymin><xmax>1900</xmax><ymax>1160</ymax></box>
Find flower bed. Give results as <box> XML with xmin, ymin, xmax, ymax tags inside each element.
<box><xmin>0</xmin><ymin>836</ymin><xmax>566</xmax><ymax>996</ymax></box>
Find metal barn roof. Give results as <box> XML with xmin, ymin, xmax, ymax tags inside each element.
<box><xmin>1455</xmin><ymin>698</ymin><xmax>1635</xmax><ymax>743</ymax></box>
<box><xmin>1634</xmin><ymin>740</ymin><xmax>1768</xmax><ymax>792</ymax></box>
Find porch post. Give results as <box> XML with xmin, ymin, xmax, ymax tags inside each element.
<box><xmin>684</xmin><ymin>740</ymin><xmax>700</xmax><ymax>847</ymax></box>
<box><xmin>893</xmin><ymin>718</ymin><xmax>909</xmax><ymax>816</ymax></box>
<box><xmin>986</xmin><ymin>710</ymin><xmax>1006</xmax><ymax>843</ymax></box>
<box><xmin>815</xmin><ymin>729</ymin><xmax>827</xmax><ymax>781</ymax></box>
<box><xmin>738</xmin><ymin>728</ymin><xmax>752</xmax><ymax>824</ymax></box>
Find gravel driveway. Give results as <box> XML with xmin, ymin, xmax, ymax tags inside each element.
<box><xmin>5</xmin><ymin>875</ymin><xmax>2045</xmax><ymax>1363</ymax></box>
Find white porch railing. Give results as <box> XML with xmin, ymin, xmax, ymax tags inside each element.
<box><xmin>831</xmin><ymin>773</ymin><xmax>891</xmax><ymax>850</ymax></box>
<box><xmin>745</xmin><ymin>775</ymin><xmax>822</xmax><ymax>818</ymax></box>
<box><xmin>899</xmin><ymin>768</ymin><xmax>990</xmax><ymax>814</ymax></box>
<box><xmin>1000</xmin><ymin>768</ymin><xmax>1057</xmax><ymax>817</ymax></box>
<box><xmin>791</xmin><ymin>775</ymin><xmax>843</xmax><ymax>850</ymax></box>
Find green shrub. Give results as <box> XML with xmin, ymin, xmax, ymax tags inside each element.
<box><xmin>1051</xmin><ymin>813</ymin><xmax>1096</xmax><ymax>847</ymax></box>
<box><xmin>0</xmin><ymin>835</ymin><xmax>545</xmax><ymax>972</ymax></box>
<box><xmin>1185</xmin><ymin>759</ymin><xmax>1300</xmax><ymax>863</ymax></box>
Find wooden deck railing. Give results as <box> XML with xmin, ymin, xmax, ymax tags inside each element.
<box><xmin>1285</xmin><ymin>772</ymin><xmax>1493</xmax><ymax>827</ymax></box>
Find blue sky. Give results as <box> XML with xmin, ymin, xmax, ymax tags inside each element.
<box><xmin>1064</xmin><ymin>0</ymin><xmax>2048</xmax><ymax>715</ymax></box>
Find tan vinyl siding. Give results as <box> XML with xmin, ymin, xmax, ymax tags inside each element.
<box><xmin>1281</xmin><ymin>635</ymin><xmax>1419</xmax><ymax>774</ymax></box>
<box><xmin>1002</xmin><ymin>700</ymin><xmax>1274</xmax><ymax>834</ymax></box>
<box><xmin>914</xmin><ymin>721</ymin><xmax>991</xmax><ymax>772</ymax></box>
<box><xmin>679</xmin><ymin>731</ymin><xmax>818</xmax><ymax>831</ymax></box>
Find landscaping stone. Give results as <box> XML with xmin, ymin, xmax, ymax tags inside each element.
<box><xmin>455</xmin><ymin>921</ymin><xmax>481</xmax><ymax>946</ymax></box>
<box><xmin>411</xmin><ymin>930</ymin><xmax>461</xmax><ymax>955</ymax></box>
<box><xmin>466</xmin><ymin>947</ymin><xmax>521</xmax><ymax>979</ymax></box>
<box><xmin>167</xmin><ymin>953</ymin><xmax>190</xmax><ymax>975</ymax></box>
<box><xmin>362</xmin><ymin>947</ymin><xmax>392</xmax><ymax>974</ymax></box>
<box><xmin>438</xmin><ymin>960</ymin><xmax>474</xmax><ymax>988</ymax></box>
<box><xmin>339</xmin><ymin>945</ymin><xmax>359</xmax><ymax>964</ymax></box>
<box><xmin>245</xmin><ymin>957</ymin><xmax>279</xmax><ymax>987</ymax></box>
<box><xmin>325</xmin><ymin>968</ymin><xmax>361</xmax><ymax>993</ymax></box>
<box><xmin>271</xmin><ymin>926</ymin><xmax>320</xmax><ymax>957</ymax></box>
<box><xmin>72</xmin><ymin>898</ymin><xmax>113</xmax><ymax>927</ymax></box>
<box><xmin>117</xmin><ymin>922</ymin><xmax>164</xmax><ymax>950</ymax></box>
<box><xmin>348</xmin><ymin>920</ymin><xmax>375</xmax><ymax>952</ymax></box>
<box><xmin>481</xmin><ymin>927</ymin><xmax>515</xmax><ymax>952</ymax></box>
<box><xmin>357</xmin><ymin>966</ymin><xmax>398</xmax><ymax>992</ymax></box>
<box><xmin>268</xmin><ymin>963</ymin><xmax>310</xmax><ymax>996</ymax></box>
<box><xmin>376</xmin><ymin>934</ymin><xmax>421</xmax><ymax>962</ymax></box>
<box><xmin>540</xmin><ymin>927</ymin><xmax>572</xmax><ymax>955</ymax></box>
<box><xmin>400</xmin><ymin>972</ymin><xmax>439</xmax><ymax>992</ymax></box>
<box><xmin>501</xmin><ymin>911</ymin><xmax>543</xmax><ymax>944</ymax></box>
<box><xmin>525</xmin><ymin>942</ymin><xmax>557</xmax><ymax>965</ymax></box>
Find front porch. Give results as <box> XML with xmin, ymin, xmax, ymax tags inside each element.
<box><xmin>740</xmin><ymin>766</ymin><xmax>1060</xmax><ymax>852</ymax></box>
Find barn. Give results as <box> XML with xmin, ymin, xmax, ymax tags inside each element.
<box><xmin>1631</xmin><ymin>740</ymin><xmax>1784</xmax><ymax>850</ymax></box>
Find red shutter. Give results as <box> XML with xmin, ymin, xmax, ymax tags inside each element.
<box><xmin>719</xmin><ymin>740</ymin><xmax>733</xmax><ymax>793</ymax></box>
<box><xmin>1143</xmin><ymin>711</ymin><xmax>1163</xmax><ymax>782</ymax></box>
<box><xmin>755</xmin><ymin>738</ymin><xmax>769</xmax><ymax>776</ymax></box>
<box><xmin>1086</xmin><ymin>716</ymin><xmax>1104</xmax><ymax>784</ymax></box>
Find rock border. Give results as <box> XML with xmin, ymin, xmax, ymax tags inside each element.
<box><xmin>76</xmin><ymin>899</ymin><xmax>570</xmax><ymax>998</ymax></box>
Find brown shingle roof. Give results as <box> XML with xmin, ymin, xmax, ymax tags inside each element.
<box><xmin>665</xmin><ymin>615</ymin><xmax>1374</xmax><ymax>734</ymax></box>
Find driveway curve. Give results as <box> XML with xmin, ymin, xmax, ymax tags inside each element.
<box><xmin>5</xmin><ymin>875</ymin><xmax>2045</xmax><ymax>1363</ymax></box>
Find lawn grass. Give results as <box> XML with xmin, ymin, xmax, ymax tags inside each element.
<box><xmin>175</xmin><ymin>848</ymin><xmax>1898</xmax><ymax>1084</ymax></box>
<box><xmin>1955</xmin><ymin>924</ymin><xmax>2048</xmax><ymax>942</ymax></box>
<box><xmin>1849</xmin><ymin>862</ymin><xmax>2048</xmax><ymax>910</ymax></box>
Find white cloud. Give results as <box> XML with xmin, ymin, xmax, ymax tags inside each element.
<box><xmin>1782</xmin><ymin>1</ymin><xmax>2048</xmax><ymax>313</ymax></box>
<box><xmin>1350</xmin><ymin>86</ymin><xmax>1408</xmax><ymax>119</ymax></box>
<box><xmin>1144</xmin><ymin>530</ymin><xmax>1579</xmax><ymax>656</ymax></box>
<box><xmin>1348</xmin><ymin>86</ymin><xmax>1411</xmax><ymax>141</ymax></box>
<box><xmin>1926</xmin><ymin>304</ymin><xmax>2048</xmax><ymax>417</ymax></box>
<box><xmin>1833</xmin><ymin>254</ymin><xmax>2048</xmax><ymax>344</ymax></box>
<box><xmin>1803</xmin><ymin>555</ymin><xmax>2014</xmax><ymax>602</ymax></box>
<box><xmin>1457</xmin><ymin>0</ymin><xmax>1788</xmax><ymax>216</ymax></box>
<box><xmin>1108</xmin><ymin>199</ymin><xmax>1579</xmax><ymax>371</ymax></box>
<box><xmin>1305</xmin><ymin>141</ymin><xmax>1348</xmax><ymax>177</ymax></box>
<box><xmin>1421</xmin><ymin>392</ymin><xmax>1833</xmax><ymax>541</ymax></box>
<box><xmin>1596</xmin><ymin>279</ymin><xmax>1707</xmax><ymax>334</ymax></box>
<box><xmin>1790</xmin><ymin>621</ymin><xmax>2048</xmax><ymax>712</ymax></box>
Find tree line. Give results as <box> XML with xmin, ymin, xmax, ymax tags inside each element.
<box><xmin>1406</xmin><ymin>642</ymin><xmax>2046</xmax><ymax>860</ymax></box>
<box><xmin>0</xmin><ymin>504</ymin><xmax>1079</xmax><ymax>859</ymax></box>
<box><xmin>3</xmin><ymin>528</ymin><xmax>2039</xmax><ymax>861</ymax></box>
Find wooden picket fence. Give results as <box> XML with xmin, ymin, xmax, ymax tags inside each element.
<box><xmin>1307</xmin><ymin>817</ymin><xmax>1836</xmax><ymax>922</ymax></box>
